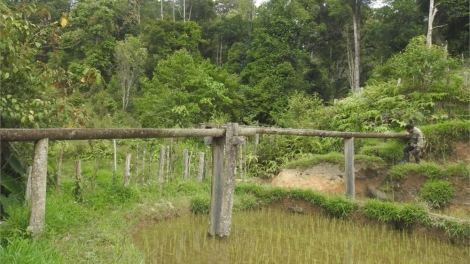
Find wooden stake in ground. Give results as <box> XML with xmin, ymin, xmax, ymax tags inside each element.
<box><xmin>198</xmin><ymin>152</ymin><xmax>205</xmax><ymax>182</ymax></box>
<box><xmin>158</xmin><ymin>146</ymin><xmax>165</xmax><ymax>185</ymax></box>
<box><xmin>113</xmin><ymin>139</ymin><xmax>117</xmax><ymax>186</ymax></box>
<box><xmin>183</xmin><ymin>148</ymin><xmax>189</xmax><ymax>180</ymax></box>
<box><xmin>124</xmin><ymin>153</ymin><xmax>132</xmax><ymax>187</ymax></box>
<box><xmin>27</xmin><ymin>138</ymin><xmax>49</xmax><ymax>238</ymax></box>
<box><xmin>57</xmin><ymin>148</ymin><xmax>63</xmax><ymax>193</ymax></box>
<box><xmin>26</xmin><ymin>166</ymin><xmax>32</xmax><ymax>202</ymax></box>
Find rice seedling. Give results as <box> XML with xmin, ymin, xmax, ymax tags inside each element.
<box><xmin>134</xmin><ymin>207</ymin><xmax>470</xmax><ymax>263</ymax></box>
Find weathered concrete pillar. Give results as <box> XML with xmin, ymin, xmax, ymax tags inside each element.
<box><xmin>208</xmin><ymin>123</ymin><xmax>240</xmax><ymax>238</ymax></box>
<box><xmin>344</xmin><ymin>137</ymin><xmax>355</xmax><ymax>198</ymax></box>
<box><xmin>27</xmin><ymin>138</ymin><xmax>49</xmax><ymax>238</ymax></box>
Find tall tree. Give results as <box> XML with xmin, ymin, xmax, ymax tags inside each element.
<box><xmin>426</xmin><ymin>0</ymin><xmax>438</xmax><ymax>49</ymax></box>
<box><xmin>136</xmin><ymin>49</ymin><xmax>235</xmax><ymax>127</ymax></box>
<box><xmin>115</xmin><ymin>36</ymin><xmax>147</xmax><ymax>111</ymax></box>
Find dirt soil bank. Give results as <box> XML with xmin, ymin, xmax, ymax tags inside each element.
<box><xmin>265</xmin><ymin>141</ymin><xmax>470</xmax><ymax>216</ymax></box>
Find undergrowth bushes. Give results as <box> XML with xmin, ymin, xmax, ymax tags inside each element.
<box><xmin>419</xmin><ymin>180</ymin><xmax>455</xmax><ymax>208</ymax></box>
<box><xmin>388</xmin><ymin>163</ymin><xmax>442</xmax><ymax>180</ymax></box>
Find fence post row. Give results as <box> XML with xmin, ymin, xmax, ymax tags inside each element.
<box><xmin>12</xmin><ymin>124</ymin><xmax>410</xmax><ymax>238</ymax></box>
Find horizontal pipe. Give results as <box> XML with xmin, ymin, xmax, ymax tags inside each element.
<box><xmin>0</xmin><ymin>127</ymin><xmax>409</xmax><ymax>141</ymax></box>
<box><xmin>238</xmin><ymin>127</ymin><xmax>409</xmax><ymax>139</ymax></box>
<box><xmin>0</xmin><ymin>128</ymin><xmax>225</xmax><ymax>141</ymax></box>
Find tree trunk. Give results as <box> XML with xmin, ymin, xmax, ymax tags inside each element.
<box><xmin>352</xmin><ymin>0</ymin><xmax>361</xmax><ymax>92</ymax></box>
<box><xmin>426</xmin><ymin>0</ymin><xmax>438</xmax><ymax>49</ymax></box>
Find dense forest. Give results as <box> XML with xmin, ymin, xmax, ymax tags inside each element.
<box><xmin>1</xmin><ymin>0</ymin><xmax>468</xmax><ymax>130</ymax></box>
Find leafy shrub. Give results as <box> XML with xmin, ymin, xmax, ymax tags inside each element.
<box><xmin>289</xmin><ymin>188</ymin><xmax>327</xmax><ymax>205</ymax></box>
<box><xmin>323</xmin><ymin>195</ymin><xmax>356</xmax><ymax>218</ymax></box>
<box><xmin>362</xmin><ymin>199</ymin><xmax>400</xmax><ymax>222</ymax></box>
<box><xmin>442</xmin><ymin>162</ymin><xmax>470</xmax><ymax>178</ymax></box>
<box><xmin>190</xmin><ymin>195</ymin><xmax>210</xmax><ymax>214</ymax></box>
<box><xmin>233</xmin><ymin>193</ymin><xmax>259</xmax><ymax>212</ymax></box>
<box><xmin>0</xmin><ymin>196</ymin><xmax>30</xmax><ymax>245</ymax></box>
<box><xmin>388</xmin><ymin>163</ymin><xmax>442</xmax><ymax>180</ymax></box>
<box><xmin>399</xmin><ymin>203</ymin><xmax>430</xmax><ymax>226</ymax></box>
<box><xmin>419</xmin><ymin>180</ymin><xmax>455</xmax><ymax>207</ymax></box>
<box><xmin>421</xmin><ymin>121</ymin><xmax>470</xmax><ymax>160</ymax></box>
<box><xmin>359</xmin><ymin>139</ymin><xmax>403</xmax><ymax>164</ymax></box>
<box><xmin>84</xmin><ymin>185</ymin><xmax>139</xmax><ymax>210</ymax></box>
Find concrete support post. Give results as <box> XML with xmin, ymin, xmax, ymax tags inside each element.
<box><xmin>208</xmin><ymin>123</ymin><xmax>239</xmax><ymax>238</ymax></box>
<box><xmin>344</xmin><ymin>137</ymin><xmax>355</xmax><ymax>198</ymax></box>
<box><xmin>27</xmin><ymin>138</ymin><xmax>49</xmax><ymax>238</ymax></box>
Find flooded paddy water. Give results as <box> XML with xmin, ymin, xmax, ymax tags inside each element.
<box><xmin>133</xmin><ymin>207</ymin><xmax>469</xmax><ymax>263</ymax></box>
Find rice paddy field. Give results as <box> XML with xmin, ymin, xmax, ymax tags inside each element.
<box><xmin>134</xmin><ymin>207</ymin><xmax>470</xmax><ymax>263</ymax></box>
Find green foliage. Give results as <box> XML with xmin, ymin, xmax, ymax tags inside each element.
<box><xmin>363</xmin><ymin>199</ymin><xmax>401</xmax><ymax>222</ymax></box>
<box><xmin>83</xmin><ymin>185</ymin><xmax>139</xmax><ymax>210</ymax></box>
<box><xmin>442</xmin><ymin>162</ymin><xmax>470</xmax><ymax>178</ymax></box>
<box><xmin>421</xmin><ymin>121</ymin><xmax>470</xmax><ymax>160</ymax></box>
<box><xmin>359</xmin><ymin>139</ymin><xmax>403</xmax><ymax>164</ymax></box>
<box><xmin>0</xmin><ymin>237</ymin><xmax>63</xmax><ymax>264</ymax></box>
<box><xmin>323</xmin><ymin>195</ymin><xmax>356</xmax><ymax>218</ymax></box>
<box><xmin>0</xmin><ymin>3</ymin><xmax>58</xmax><ymax>128</ymax></box>
<box><xmin>388</xmin><ymin>163</ymin><xmax>442</xmax><ymax>180</ymax></box>
<box><xmin>161</xmin><ymin>180</ymin><xmax>211</xmax><ymax>197</ymax></box>
<box><xmin>288</xmin><ymin>188</ymin><xmax>327</xmax><ymax>205</ymax></box>
<box><xmin>399</xmin><ymin>203</ymin><xmax>430</xmax><ymax>226</ymax></box>
<box><xmin>363</xmin><ymin>200</ymin><xmax>429</xmax><ymax>226</ymax></box>
<box><xmin>274</xmin><ymin>91</ymin><xmax>324</xmax><ymax>128</ymax></box>
<box><xmin>0</xmin><ymin>196</ymin><xmax>30</xmax><ymax>245</ymax></box>
<box><xmin>190</xmin><ymin>195</ymin><xmax>210</xmax><ymax>214</ymax></box>
<box><xmin>419</xmin><ymin>180</ymin><xmax>455</xmax><ymax>208</ymax></box>
<box><xmin>235</xmin><ymin>184</ymin><xmax>288</xmax><ymax>204</ymax></box>
<box><xmin>438</xmin><ymin>220</ymin><xmax>470</xmax><ymax>239</ymax></box>
<box><xmin>45</xmin><ymin>193</ymin><xmax>91</xmax><ymax>235</ymax></box>
<box><xmin>136</xmin><ymin>49</ymin><xmax>235</xmax><ymax>128</ymax></box>
<box><xmin>284</xmin><ymin>152</ymin><xmax>344</xmax><ymax>170</ymax></box>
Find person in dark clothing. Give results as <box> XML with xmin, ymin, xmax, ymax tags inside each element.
<box><xmin>402</xmin><ymin>124</ymin><xmax>426</xmax><ymax>164</ymax></box>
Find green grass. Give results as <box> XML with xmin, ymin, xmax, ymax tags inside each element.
<box><xmin>388</xmin><ymin>162</ymin><xmax>442</xmax><ymax>180</ymax></box>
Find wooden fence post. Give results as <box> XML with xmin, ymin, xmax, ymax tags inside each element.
<box><xmin>113</xmin><ymin>139</ymin><xmax>117</xmax><ymax>186</ymax></box>
<box><xmin>27</xmin><ymin>138</ymin><xmax>49</xmax><ymax>238</ymax></box>
<box><xmin>158</xmin><ymin>146</ymin><xmax>165</xmax><ymax>185</ymax></box>
<box><xmin>74</xmin><ymin>160</ymin><xmax>82</xmax><ymax>196</ymax></box>
<box><xmin>197</xmin><ymin>152</ymin><xmax>205</xmax><ymax>182</ymax></box>
<box><xmin>344</xmin><ymin>137</ymin><xmax>355</xmax><ymax>198</ymax></box>
<box><xmin>208</xmin><ymin>123</ymin><xmax>240</xmax><ymax>238</ymax></box>
<box><xmin>183</xmin><ymin>149</ymin><xmax>189</xmax><ymax>180</ymax></box>
<box><xmin>57</xmin><ymin>149</ymin><xmax>63</xmax><ymax>193</ymax></box>
<box><xmin>141</xmin><ymin>147</ymin><xmax>146</xmax><ymax>184</ymax></box>
<box><xmin>26</xmin><ymin>166</ymin><xmax>32</xmax><ymax>202</ymax></box>
<box><xmin>124</xmin><ymin>153</ymin><xmax>132</xmax><ymax>187</ymax></box>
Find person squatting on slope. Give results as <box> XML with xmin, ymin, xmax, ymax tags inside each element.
<box><xmin>402</xmin><ymin>124</ymin><xmax>426</xmax><ymax>164</ymax></box>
